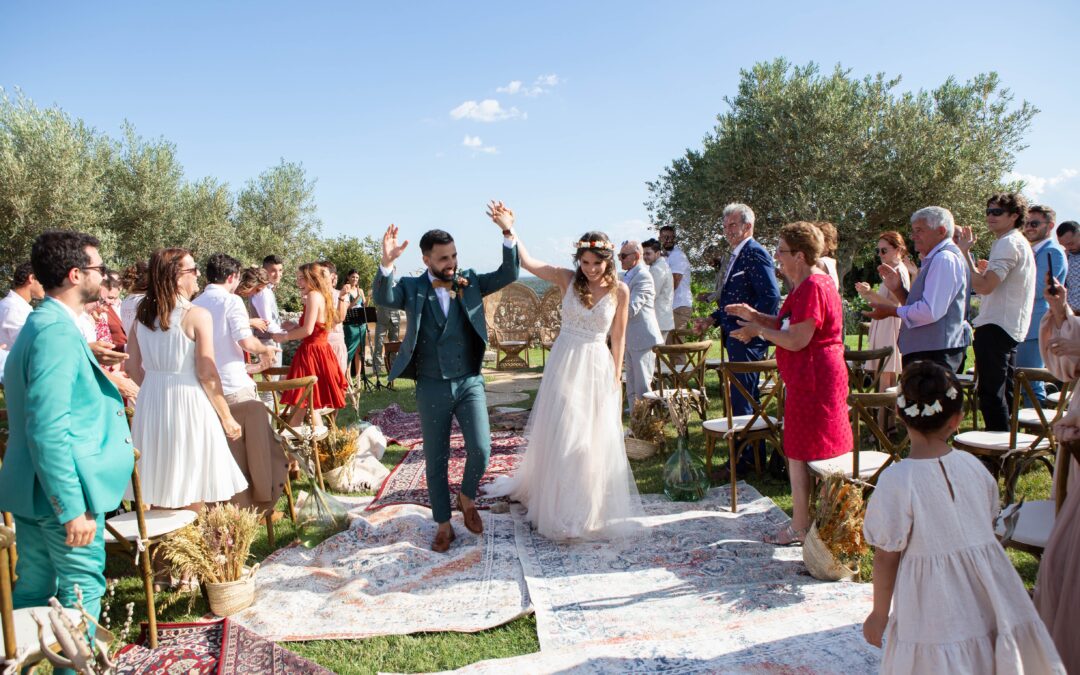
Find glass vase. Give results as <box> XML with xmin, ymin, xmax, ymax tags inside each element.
<box><xmin>663</xmin><ymin>432</ymin><xmax>710</xmax><ymax>502</ymax></box>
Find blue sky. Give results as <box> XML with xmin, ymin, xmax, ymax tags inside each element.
<box><xmin>3</xmin><ymin>1</ymin><xmax>1078</xmax><ymax>273</ymax></box>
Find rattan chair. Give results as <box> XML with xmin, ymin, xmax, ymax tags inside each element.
<box><xmin>536</xmin><ymin>285</ymin><xmax>563</xmax><ymax>365</ymax></box>
<box><xmin>703</xmin><ymin>359</ymin><xmax>784</xmax><ymax>513</ymax></box>
<box><xmin>489</xmin><ymin>282</ymin><xmax>540</xmax><ymax>370</ymax></box>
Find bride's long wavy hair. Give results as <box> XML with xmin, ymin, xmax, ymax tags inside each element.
<box><xmin>572</xmin><ymin>231</ymin><xmax>617</xmax><ymax>309</ymax></box>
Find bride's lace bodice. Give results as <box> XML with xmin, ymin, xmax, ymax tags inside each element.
<box><xmin>558</xmin><ymin>285</ymin><xmax>616</xmax><ymax>342</ymax></box>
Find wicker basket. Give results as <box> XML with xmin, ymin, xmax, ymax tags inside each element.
<box><xmin>205</xmin><ymin>564</ymin><xmax>259</xmax><ymax>616</ymax></box>
<box><xmin>625</xmin><ymin>436</ymin><xmax>661</xmax><ymax>461</ymax></box>
<box><xmin>803</xmin><ymin>524</ymin><xmax>857</xmax><ymax>582</ymax></box>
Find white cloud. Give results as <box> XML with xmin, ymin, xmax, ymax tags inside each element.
<box><xmin>1007</xmin><ymin>168</ymin><xmax>1079</xmax><ymax>200</ymax></box>
<box><xmin>496</xmin><ymin>80</ymin><xmax>523</xmax><ymax>95</ymax></box>
<box><xmin>495</xmin><ymin>74</ymin><xmax>562</xmax><ymax>97</ymax></box>
<box><xmin>462</xmin><ymin>135</ymin><xmax>498</xmax><ymax>155</ymax></box>
<box><xmin>449</xmin><ymin>99</ymin><xmax>522</xmax><ymax>122</ymax></box>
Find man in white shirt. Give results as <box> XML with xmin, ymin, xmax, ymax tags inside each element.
<box><xmin>250</xmin><ymin>254</ymin><xmax>284</xmax><ymax>369</ymax></box>
<box><xmin>659</xmin><ymin>225</ymin><xmax>693</xmax><ymax>334</ymax></box>
<box><xmin>643</xmin><ymin>238</ymin><xmax>674</xmax><ymax>340</ymax></box>
<box><xmin>956</xmin><ymin>193</ymin><xmax>1037</xmax><ymax>431</ymax></box>
<box><xmin>0</xmin><ymin>262</ymin><xmax>44</xmax><ymax>348</ymax></box>
<box><xmin>192</xmin><ymin>253</ymin><xmax>285</xmax><ymax>515</ymax></box>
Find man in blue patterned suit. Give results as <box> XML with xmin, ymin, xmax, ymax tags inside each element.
<box><xmin>695</xmin><ymin>204</ymin><xmax>781</xmax><ymax>472</ymax></box>
<box><xmin>372</xmin><ymin>219</ymin><xmax>519</xmax><ymax>552</ymax></box>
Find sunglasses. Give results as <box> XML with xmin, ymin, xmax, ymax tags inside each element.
<box><xmin>1024</xmin><ymin>220</ymin><xmax>1047</xmax><ymax>228</ymax></box>
<box><xmin>617</xmin><ymin>253</ymin><xmax>634</xmax><ymax>259</ymax></box>
<box><xmin>986</xmin><ymin>207</ymin><xmax>1007</xmax><ymax>217</ymax></box>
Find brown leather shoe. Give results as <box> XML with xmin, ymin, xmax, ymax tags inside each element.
<box><xmin>432</xmin><ymin>526</ymin><xmax>456</xmax><ymax>553</ymax></box>
<box><xmin>458</xmin><ymin>495</ymin><xmax>483</xmax><ymax>535</ymax></box>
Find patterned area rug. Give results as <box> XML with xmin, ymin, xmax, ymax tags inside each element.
<box><xmin>115</xmin><ymin>619</ymin><xmax>330</xmax><ymax>674</ymax></box>
<box><xmin>229</xmin><ymin>500</ymin><xmax>531</xmax><ymax>641</ymax></box>
<box><xmin>367</xmin><ymin>403</ymin><xmax>455</xmax><ymax>448</ymax></box>
<box><xmin>367</xmin><ymin>430</ymin><xmax>526</xmax><ymax>511</ymax></box>
<box><xmin>442</xmin><ymin>483</ymin><xmax>879</xmax><ymax>673</ymax></box>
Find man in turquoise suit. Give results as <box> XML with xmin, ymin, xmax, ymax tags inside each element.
<box><xmin>0</xmin><ymin>230</ymin><xmax>134</xmax><ymax>633</ymax></box>
<box><xmin>372</xmin><ymin>218</ymin><xmax>519</xmax><ymax>552</ymax></box>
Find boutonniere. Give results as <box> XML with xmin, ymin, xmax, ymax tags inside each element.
<box><xmin>448</xmin><ymin>275</ymin><xmax>469</xmax><ymax>299</ymax></box>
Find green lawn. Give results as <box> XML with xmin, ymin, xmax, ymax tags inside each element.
<box><xmin>82</xmin><ymin>345</ymin><xmax>1054</xmax><ymax>673</ymax></box>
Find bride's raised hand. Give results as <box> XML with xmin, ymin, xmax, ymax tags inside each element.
<box><xmin>486</xmin><ymin>200</ymin><xmax>515</xmax><ymax>231</ymax></box>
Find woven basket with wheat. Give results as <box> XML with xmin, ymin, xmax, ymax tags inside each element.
<box><xmin>805</xmin><ymin>474</ymin><xmax>868</xmax><ymax>581</ymax></box>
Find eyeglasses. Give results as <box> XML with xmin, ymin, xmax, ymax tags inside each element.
<box><xmin>80</xmin><ymin>265</ymin><xmax>105</xmax><ymax>274</ymax></box>
<box><xmin>986</xmin><ymin>207</ymin><xmax>1007</xmax><ymax>217</ymax></box>
<box><xmin>1024</xmin><ymin>220</ymin><xmax>1047</xmax><ymax>228</ymax></box>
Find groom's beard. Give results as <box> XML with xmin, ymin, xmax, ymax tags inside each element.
<box><xmin>430</xmin><ymin>266</ymin><xmax>457</xmax><ymax>282</ymax></box>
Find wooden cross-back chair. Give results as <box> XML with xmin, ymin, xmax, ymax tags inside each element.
<box><xmin>644</xmin><ymin>341</ymin><xmax>712</xmax><ymax>421</ymax></box>
<box><xmin>703</xmin><ymin>359</ymin><xmax>784</xmax><ymax>513</ymax></box>
<box><xmin>256</xmin><ymin>371</ymin><xmax>324</xmax><ymax>545</ymax></box>
<box><xmin>997</xmin><ymin>439</ymin><xmax>1079</xmax><ymax>558</ymax></box>
<box><xmin>855</xmin><ymin>321</ymin><xmax>872</xmax><ymax>350</ymax></box>
<box><xmin>1004</xmin><ymin>372</ymin><xmax>1073</xmax><ymax>504</ymax></box>
<box><xmin>844</xmin><ymin>346</ymin><xmax>893</xmax><ymax>394</ymax></box>
<box><xmin>3</xmin><ymin>524</ymin><xmax>110</xmax><ymax>672</ymax></box>
<box><xmin>953</xmin><ymin>367</ymin><xmax>1060</xmax><ymax>485</ymax></box>
<box><xmin>807</xmin><ymin>391</ymin><xmax>909</xmax><ymax>487</ymax></box>
<box><xmin>104</xmin><ymin>446</ymin><xmax>197</xmax><ymax>649</ymax></box>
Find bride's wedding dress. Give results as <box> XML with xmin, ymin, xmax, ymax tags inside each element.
<box><xmin>485</xmin><ymin>285</ymin><xmax>645</xmax><ymax>540</ymax></box>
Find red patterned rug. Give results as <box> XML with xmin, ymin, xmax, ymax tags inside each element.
<box><xmin>114</xmin><ymin>619</ymin><xmax>331</xmax><ymax>674</ymax></box>
<box><xmin>367</xmin><ymin>430</ymin><xmax>525</xmax><ymax>511</ymax></box>
<box><xmin>366</xmin><ymin>403</ymin><xmax>460</xmax><ymax>448</ymax></box>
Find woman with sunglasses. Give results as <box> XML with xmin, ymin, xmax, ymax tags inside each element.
<box><xmin>856</xmin><ymin>231</ymin><xmax>911</xmax><ymax>393</ymax></box>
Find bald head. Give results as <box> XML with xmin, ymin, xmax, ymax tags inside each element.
<box><xmin>620</xmin><ymin>240</ymin><xmax>643</xmax><ymax>271</ymax></box>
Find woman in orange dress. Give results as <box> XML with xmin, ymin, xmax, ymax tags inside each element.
<box><xmin>274</xmin><ymin>262</ymin><xmax>347</xmax><ymax>426</ymax></box>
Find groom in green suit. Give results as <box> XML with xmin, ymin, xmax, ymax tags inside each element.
<box><xmin>0</xmin><ymin>231</ymin><xmax>134</xmax><ymax>630</ymax></box>
<box><xmin>372</xmin><ymin>218</ymin><xmax>519</xmax><ymax>552</ymax></box>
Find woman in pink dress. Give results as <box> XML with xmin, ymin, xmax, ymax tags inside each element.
<box><xmin>727</xmin><ymin>221</ymin><xmax>851</xmax><ymax>545</ymax></box>
<box><xmin>855</xmin><ymin>231</ymin><xmax>911</xmax><ymax>393</ymax></box>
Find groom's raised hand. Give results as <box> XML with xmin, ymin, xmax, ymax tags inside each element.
<box><xmin>381</xmin><ymin>223</ymin><xmax>409</xmax><ymax>267</ymax></box>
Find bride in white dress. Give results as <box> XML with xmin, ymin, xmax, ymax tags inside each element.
<box><xmin>484</xmin><ymin>201</ymin><xmax>645</xmax><ymax>540</ymax></box>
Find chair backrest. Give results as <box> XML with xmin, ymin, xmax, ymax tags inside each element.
<box><xmin>1005</xmin><ymin>368</ymin><xmax>1070</xmax><ymax>451</ymax></box>
<box><xmin>537</xmin><ymin>285</ymin><xmax>563</xmax><ymax>343</ymax></box>
<box><xmin>490</xmin><ymin>282</ymin><xmax>540</xmax><ymax>343</ymax></box>
<box><xmin>255</xmin><ymin>376</ymin><xmax>325</xmax><ymax>485</ymax></box>
<box><xmin>1</xmin><ymin>524</ymin><xmax>15</xmax><ymax>661</ymax></box>
<box><xmin>848</xmin><ymin>391</ymin><xmax>909</xmax><ymax>484</ymax></box>
<box><xmin>856</xmin><ymin>321</ymin><xmax>871</xmax><ymax>350</ymax></box>
<box><xmin>844</xmin><ymin>346</ymin><xmax>893</xmax><ymax>393</ymax></box>
<box><xmin>719</xmin><ymin>359</ymin><xmax>784</xmax><ymax>440</ymax></box>
<box><xmin>652</xmin><ymin>341</ymin><xmax>712</xmax><ymax>396</ymax></box>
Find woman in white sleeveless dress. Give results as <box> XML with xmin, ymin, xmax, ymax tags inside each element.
<box><xmin>127</xmin><ymin>248</ymin><xmax>247</xmax><ymax>510</ymax></box>
<box><xmin>483</xmin><ymin>202</ymin><xmax>645</xmax><ymax>540</ymax></box>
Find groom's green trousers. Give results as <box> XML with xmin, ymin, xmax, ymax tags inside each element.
<box><xmin>415</xmin><ymin>374</ymin><xmax>491</xmax><ymax>523</ymax></box>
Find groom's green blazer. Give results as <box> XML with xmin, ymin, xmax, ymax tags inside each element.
<box><xmin>372</xmin><ymin>243</ymin><xmax>520</xmax><ymax>382</ymax></box>
<box><xmin>0</xmin><ymin>298</ymin><xmax>134</xmax><ymax>523</ymax></box>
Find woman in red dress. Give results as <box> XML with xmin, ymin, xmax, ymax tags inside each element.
<box><xmin>274</xmin><ymin>262</ymin><xmax>347</xmax><ymax>426</ymax></box>
<box><xmin>726</xmin><ymin>221</ymin><xmax>851</xmax><ymax>545</ymax></box>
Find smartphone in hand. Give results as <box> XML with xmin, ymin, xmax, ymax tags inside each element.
<box><xmin>1046</xmin><ymin>251</ymin><xmax>1060</xmax><ymax>296</ymax></box>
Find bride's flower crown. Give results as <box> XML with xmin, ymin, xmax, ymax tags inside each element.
<box><xmin>574</xmin><ymin>239</ymin><xmax>615</xmax><ymax>251</ymax></box>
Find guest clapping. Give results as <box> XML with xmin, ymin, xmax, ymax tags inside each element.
<box><xmin>726</xmin><ymin>222</ymin><xmax>850</xmax><ymax>545</ymax></box>
<box><xmin>273</xmin><ymin>262</ymin><xmax>348</xmax><ymax>426</ymax></box>
<box><xmin>855</xmin><ymin>231</ymin><xmax>911</xmax><ymax>392</ymax></box>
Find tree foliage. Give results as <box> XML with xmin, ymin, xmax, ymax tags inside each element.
<box><xmin>645</xmin><ymin>59</ymin><xmax>1037</xmax><ymax>285</ymax></box>
<box><xmin>0</xmin><ymin>89</ymin><xmax>377</xmax><ymax>299</ymax></box>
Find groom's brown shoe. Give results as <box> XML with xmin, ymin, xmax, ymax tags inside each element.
<box><xmin>458</xmin><ymin>496</ymin><xmax>484</xmax><ymax>535</ymax></box>
<box><xmin>432</xmin><ymin>526</ymin><xmax>456</xmax><ymax>553</ymax></box>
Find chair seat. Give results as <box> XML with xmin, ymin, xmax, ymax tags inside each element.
<box><xmin>498</xmin><ymin>341</ymin><xmax>527</xmax><ymax>348</ymax></box>
<box><xmin>643</xmin><ymin>388</ymin><xmax>706</xmax><ymax>401</ymax></box>
<box><xmin>704</xmin><ymin>358</ymin><xmax>723</xmax><ymax>369</ymax></box>
<box><xmin>703</xmin><ymin>414</ymin><xmax>780</xmax><ymax>434</ymax></box>
<box><xmin>953</xmin><ymin>431</ymin><xmax>1050</xmax><ymax>453</ymax></box>
<box><xmin>807</xmin><ymin>451</ymin><xmax>892</xmax><ymax>479</ymax></box>
<box><xmin>956</xmin><ymin>373</ymin><xmax>975</xmax><ymax>384</ymax></box>
<box><xmin>884</xmin><ymin>386</ymin><xmax>898</xmax><ymax>394</ymax></box>
<box><xmin>1046</xmin><ymin>391</ymin><xmax>1064</xmax><ymax>404</ymax></box>
<box><xmin>280</xmin><ymin>424</ymin><xmax>330</xmax><ymax>442</ymax></box>
<box><xmin>104</xmin><ymin>508</ymin><xmax>197</xmax><ymax>544</ymax></box>
<box><xmin>1017</xmin><ymin>408</ymin><xmax>1052</xmax><ymax>428</ymax></box>
<box><xmin>13</xmin><ymin>606</ymin><xmax>91</xmax><ymax>661</ymax></box>
<box><xmin>996</xmin><ymin>500</ymin><xmax>1055</xmax><ymax>549</ymax></box>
